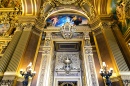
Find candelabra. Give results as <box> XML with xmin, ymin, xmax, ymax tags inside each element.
<box><xmin>100</xmin><ymin>62</ymin><xmax>113</xmax><ymax>86</ymax></box>
<box><xmin>20</xmin><ymin>62</ymin><xmax>36</xmax><ymax>86</ymax></box>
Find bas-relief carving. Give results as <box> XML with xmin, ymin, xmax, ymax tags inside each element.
<box><xmin>55</xmin><ymin>52</ymin><xmax>80</xmax><ymax>73</ymax></box>
<box><xmin>0</xmin><ymin>0</ymin><xmax>21</xmax><ymax>8</ymax></box>
<box><xmin>0</xmin><ymin>80</ymin><xmax>13</xmax><ymax>86</ymax></box>
<box><xmin>37</xmin><ymin>55</ymin><xmax>47</xmax><ymax>86</ymax></box>
<box><xmin>44</xmin><ymin>39</ymin><xmax>51</xmax><ymax>46</ymax></box>
<box><xmin>116</xmin><ymin>1</ymin><xmax>125</xmax><ymax>20</ymax></box>
<box><xmin>43</xmin><ymin>48</ymin><xmax>50</xmax><ymax>54</ymax></box>
<box><xmin>54</xmin><ymin>52</ymin><xmax>82</xmax><ymax>86</ymax></box>
<box><xmin>52</xmin><ymin>32</ymin><xmax>83</xmax><ymax>39</ymax></box>
<box><xmin>49</xmin><ymin>60</ymin><xmax>55</xmax><ymax>86</ymax></box>
<box><xmin>83</xmin><ymin>35</ymin><xmax>99</xmax><ymax>86</ymax></box>
<box><xmin>60</xmin><ymin>22</ymin><xmax>76</xmax><ymax>39</ymax></box>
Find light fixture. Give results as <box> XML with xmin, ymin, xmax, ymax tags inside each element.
<box><xmin>128</xmin><ymin>43</ymin><xmax>130</xmax><ymax>46</ymax></box>
<box><xmin>100</xmin><ymin>62</ymin><xmax>113</xmax><ymax>86</ymax></box>
<box><xmin>20</xmin><ymin>62</ymin><xmax>36</xmax><ymax>86</ymax></box>
<box><xmin>63</xmin><ymin>57</ymin><xmax>72</xmax><ymax>74</ymax></box>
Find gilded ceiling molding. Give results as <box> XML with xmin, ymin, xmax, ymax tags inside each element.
<box><xmin>80</xmin><ymin>0</ymin><xmax>97</xmax><ymax>20</ymax></box>
<box><xmin>56</xmin><ymin>0</ymin><xmax>78</xmax><ymax>4</ymax></box>
<box><xmin>100</xmin><ymin>0</ymin><xmax>107</xmax><ymax>14</ymax></box>
<box><xmin>94</xmin><ymin>0</ymin><xmax>101</xmax><ymax>14</ymax></box>
<box><xmin>80</xmin><ymin>1</ymin><xmax>91</xmax><ymax>16</ymax></box>
<box><xmin>107</xmin><ymin>0</ymin><xmax>112</xmax><ymax>14</ymax></box>
<box><xmin>21</xmin><ymin>0</ymin><xmax>38</xmax><ymax>15</ymax></box>
<box><xmin>53</xmin><ymin>0</ymin><xmax>82</xmax><ymax>5</ymax></box>
<box><xmin>39</xmin><ymin>1</ymin><xmax>54</xmax><ymax>19</ymax></box>
<box><xmin>94</xmin><ymin>0</ymin><xmax>111</xmax><ymax>15</ymax></box>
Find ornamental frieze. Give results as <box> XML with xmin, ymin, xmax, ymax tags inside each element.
<box><xmin>42</xmin><ymin>48</ymin><xmax>51</xmax><ymax>54</ymax></box>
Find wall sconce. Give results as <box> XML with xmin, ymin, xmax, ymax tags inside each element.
<box><xmin>100</xmin><ymin>62</ymin><xmax>113</xmax><ymax>86</ymax></box>
<box><xmin>20</xmin><ymin>62</ymin><xmax>36</xmax><ymax>86</ymax></box>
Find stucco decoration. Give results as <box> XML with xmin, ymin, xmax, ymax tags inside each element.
<box><xmin>56</xmin><ymin>0</ymin><xmax>78</xmax><ymax>4</ymax></box>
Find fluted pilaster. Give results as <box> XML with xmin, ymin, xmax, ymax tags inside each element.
<box><xmin>104</xmin><ymin>28</ymin><xmax>129</xmax><ymax>71</ymax></box>
<box><xmin>0</xmin><ymin>31</ymin><xmax>22</xmax><ymax>73</ymax></box>
<box><xmin>6</xmin><ymin>30</ymin><xmax>31</xmax><ymax>72</ymax></box>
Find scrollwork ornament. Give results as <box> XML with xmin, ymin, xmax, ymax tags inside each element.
<box><xmin>43</xmin><ymin>48</ymin><xmax>50</xmax><ymax>54</ymax></box>
<box><xmin>90</xmin><ymin>6</ymin><xmax>96</xmax><ymax>20</ymax></box>
<box><xmin>45</xmin><ymin>39</ymin><xmax>50</xmax><ymax>46</ymax></box>
<box><xmin>85</xmin><ymin>49</ymin><xmax>92</xmax><ymax>54</ymax></box>
<box><xmin>116</xmin><ymin>1</ymin><xmax>125</xmax><ymax>20</ymax></box>
<box><xmin>23</xmin><ymin>23</ymin><xmax>34</xmax><ymax>30</ymax></box>
<box><xmin>60</xmin><ymin>22</ymin><xmax>76</xmax><ymax>39</ymax></box>
<box><xmin>125</xmin><ymin>0</ymin><xmax>130</xmax><ymax>18</ymax></box>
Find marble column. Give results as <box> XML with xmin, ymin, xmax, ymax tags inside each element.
<box><xmin>36</xmin><ymin>32</ymin><xmax>54</xmax><ymax>86</ymax></box>
<box><xmin>82</xmin><ymin>32</ymin><xmax>99</xmax><ymax>86</ymax></box>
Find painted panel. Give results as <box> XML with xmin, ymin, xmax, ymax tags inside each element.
<box><xmin>46</xmin><ymin>15</ymin><xmax>88</xmax><ymax>27</ymax></box>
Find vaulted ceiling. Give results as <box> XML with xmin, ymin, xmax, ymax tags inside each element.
<box><xmin>20</xmin><ymin>0</ymin><xmax>116</xmax><ymax>18</ymax></box>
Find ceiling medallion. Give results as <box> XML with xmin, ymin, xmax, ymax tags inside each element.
<box><xmin>57</xmin><ymin>0</ymin><xmax>78</xmax><ymax>4</ymax></box>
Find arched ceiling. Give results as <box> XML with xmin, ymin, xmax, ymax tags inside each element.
<box><xmin>20</xmin><ymin>0</ymin><xmax>115</xmax><ymax>18</ymax></box>
<box><xmin>0</xmin><ymin>0</ymin><xmax>118</xmax><ymax>18</ymax></box>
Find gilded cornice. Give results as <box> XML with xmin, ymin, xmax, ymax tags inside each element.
<box><xmin>21</xmin><ymin>0</ymin><xmax>38</xmax><ymax>15</ymax></box>
<box><xmin>44</xmin><ymin>26</ymin><xmax>91</xmax><ymax>33</ymax></box>
<box><xmin>17</xmin><ymin>16</ymin><xmax>36</xmax><ymax>23</ymax></box>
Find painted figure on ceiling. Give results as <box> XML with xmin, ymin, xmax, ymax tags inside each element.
<box><xmin>51</xmin><ymin>16</ymin><xmax>59</xmax><ymax>26</ymax></box>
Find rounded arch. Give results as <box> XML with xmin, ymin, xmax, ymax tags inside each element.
<box><xmin>44</xmin><ymin>8</ymin><xmax>90</xmax><ymax>22</ymax></box>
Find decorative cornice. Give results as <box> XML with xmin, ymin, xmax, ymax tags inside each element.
<box><xmin>44</xmin><ymin>26</ymin><xmax>91</xmax><ymax>33</ymax></box>
<box><xmin>17</xmin><ymin>16</ymin><xmax>36</xmax><ymax>23</ymax></box>
<box><xmin>120</xmin><ymin>71</ymin><xmax>130</xmax><ymax>80</ymax></box>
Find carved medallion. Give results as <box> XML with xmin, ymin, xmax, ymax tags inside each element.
<box><xmin>60</xmin><ymin>22</ymin><xmax>76</xmax><ymax>39</ymax></box>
